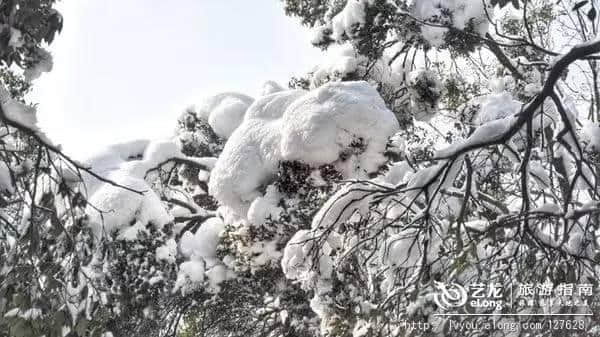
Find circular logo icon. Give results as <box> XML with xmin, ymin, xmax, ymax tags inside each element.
<box><xmin>433</xmin><ymin>281</ymin><xmax>468</xmax><ymax>310</ymax></box>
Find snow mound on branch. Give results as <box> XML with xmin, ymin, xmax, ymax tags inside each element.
<box><xmin>261</xmin><ymin>81</ymin><xmax>285</xmax><ymax>96</ymax></box>
<box><xmin>311</xmin><ymin>182</ymin><xmax>377</xmax><ymax>230</ymax></box>
<box><xmin>282</xmin><ymin>229</ymin><xmax>339</xmax><ymax>283</ymax></box>
<box><xmin>175</xmin><ymin>217</ymin><xmax>233</xmax><ymax>293</ymax></box>
<box><xmin>582</xmin><ymin>122</ymin><xmax>600</xmax><ymax>150</ymax></box>
<box><xmin>410</xmin><ymin>0</ymin><xmax>489</xmax><ymax>47</ymax></box>
<box><xmin>436</xmin><ymin>116</ymin><xmax>516</xmax><ymax>159</ymax></box>
<box><xmin>87</xmin><ymin>170</ymin><xmax>172</xmax><ymax>239</ymax></box>
<box><xmin>209</xmin><ymin>89</ymin><xmax>305</xmax><ymax>219</ymax></box>
<box><xmin>435</xmin><ymin>92</ymin><xmax>522</xmax><ymax>158</ymax></box>
<box><xmin>189</xmin><ymin>92</ymin><xmax>254</xmax><ymax>138</ymax></box>
<box><xmin>313</xmin><ymin>44</ymin><xmax>361</xmax><ymax>86</ymax></box>
<box><xmin>247</xmin><ymin>185</ymin><xmax>283</xmax><ymax>226</ymax></box>
<box><xmin>83</xmin><ymin>139</ymin><xmax>183</xmax><ymax>184</ymax></box>
<box><xmin>209</xmin><ymin>81</ymin><xmax>399</xmax><ymax>218</ymax></box>
<box><xmin>83</xmin><ymin>139</ymin><xmax>187</xmax><ymax>240</ymax></box>
<box><xmin>83</xmin><ymin>140</ymin><xmax>150</xmax><ymax>175</ymax></box>
<box><xmin>180</xmin><ymin>217</ymin><xmax>224</xmax><ymax>259</ymax></box>
<box><xmin>447</xmin><ymin>0</ymin><xmax>489</xmax><ymax>33</ymax></box>
<box><xmin>312</xmin><ymin>44</ymin><xmax>402</xmax><ymax>89</ymax></box>
<box><xmin>331</xmin><ymin>0</ymin><xmax>368</xmax><ymax>40</ymax></box>
<box><xmin>156</xmin><ymin>239</ymin><xmax>177</xmax><ymax>263</ymax></box>
<box><xmin>280</xmin><ymin>82</ymin><xmax>398</xmax><ymax>167</ymax></box>
<box><xmin>475</xmin><ymin>92</ymin><xmax>521</xmax><ymax>125</ymax></box>
<box><xmin>0</xmin><ymin>82</ymin><xmax>39</xmax><ymax>131</ymax></box>
<box><xmin>23</xmin><ymin>49</ymin><xmax>53</xmax><ymax>82</ymax></box>
<box><xmin>281</xmin><ymin>230</ymin><xmax>314</xmax><ymax>280</ymax></box>
<box><xmin>381</xmin><ymin>230</ymin><xmax>423</xmax><ymax>269</ymax></box>
<box><xmin>119</xmin><ymin>140</ymin><xmax>183</xmax><ymax>177</ymax></box>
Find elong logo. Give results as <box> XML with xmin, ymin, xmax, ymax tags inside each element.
<box><xmin>433</xmin><ymin>281</ymin><xmax>506</xmax><ymax>312</ymax></box>
<box><xmin>433</xmin><ymin>281</ymin><xmax>468</xmax><ymax>310</ymax></box>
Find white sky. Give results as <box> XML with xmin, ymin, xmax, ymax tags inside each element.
<box><xmin>29</xmin><ymin>0</ymin><xmax>322</xmax><ymax>159</ymax></box>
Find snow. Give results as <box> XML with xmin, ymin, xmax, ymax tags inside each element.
<box><xmin>280</xmin><ymin>310</ymin><xmax>288</xmax><ymax>324</ymax></box>
<box><xmin>208</xmin><ymin>98</ymin><xmax>251</xmax><ymax>139</ymax></box>
<box><xmin>179</xmin><ymin>217</ymin><xmax>224</xmax><ymax>259</ymax></box>
<box><xmin>532</xmin><ymin>203</ymin><xmax>562</xmax><ymax>214</ymax></box>
<box><xmin>310</xmin><ymin>294</ymin><xmax>330</xmax><ymax>321</ymax></box>
<box><xmin>80</xmin><ymin>138</ymin><xmax>195</xmax><ymax>240</ymax></box>
<box><xmin>380</xmin><ymin>161</ymin><xmax>412</xmax><ymax>185</ymax></box>
<box><xmin>528</xmin><ymin>161</ymin><xmax>551</xmax><ymax>189</ymax></box>
<box><xmin>405</xmin><ymin>163</ymin><xmax>444</xmax><ymax>191</ymax></box>
<box><xmin>205</xmin><ymin>264</ymin><xmax>229</xmax><ymax>291</ymax></box>
<box><xmin>0</xmin><ymin>161</ymin><xmax>14</xmax><ymax>194</ymax></box>
<box><xmin>312</xmin><ymin>42</ymin><xmax>404</xmax><ymax>88</ymax></box>
<box><xmin>261</xmin><ymin>81</ymin><xmax>285</xmax><ymax>96</ymax></box>
<box><xmin>249</xmin><ymin>240</ymin><xmax>282</xmax><ymax>267</ymax></box>
<box><xmin>281</xmin><ymin>230</ymin><xmax>314</xmax><ymax>280</ymax></box>
<box><xmin>82</xmin><ymin>139</ymin><xmax>150</xmax><ymax>174</ymax></box>
<box><xmin>409</xmin><ymin>0</ymin><xmax>489</xmax><ymax>47</ymax></box>
<box><xmin>450</xmin><ymin>0</ymin><xmax>489</xmax><ymax>34</ymax></box>
<box><xmin>23</xmin><ymin>49</ymin><xmax>53</xmax><ymax>82</ymax></box>
<box><xmin>387</xmin><ymin>132</ymin><xmax>406</xmax><ymax>157</ymax></box>
<box><xmin>4</xmin><ymin>307</ymin><xmax>46</xmax><ymax>321</ymax></box>
<box><xmin>86</xmin><ymin>170</ymin><xmax>172</xmax><ymax>240</ymax></box>
<box><xmin>156</xmin><ymin>238</ymin><xmax>178</xmax><ymax>263</ymax></box>
<box><xmin>475</xmin><ymin>92</ymin><xmax>522</xmax><ymax>125</ymax></box>
<box><xmin>175</xmin><ymin>217</ymin><xmax>233</xmax><ymax>293</ymax></box>
<box><xmin>582</xmin><ymin>121</ymin><xmax>600</xmax><ymax>150</ymax></box>
<box><xmin>7</xmin><ymin>27</ymin><xmax>23</xmax><ymax>48</ymax></box>
<box><xmin>353</xmin><ymin>320</ymin><xmax>371</xmax><ymax>337</ymax></box>
<box><xmin>311</xmin><ymin>182</ymin><xmax>377</xmax><ymax>230</ymax></box>
<box><xmin>247</xmin><ymin>185</ymin><xmax>283</xmax><ymax>225</ymax></box>
<box><xmin>435</xmin><ymin>115</ymin><xmax>516</xmax><ymax>159</ymax></box>
<box><xmin>210</xmin><ymin>81</ymin><xmax>398</xmax><ymax>218</ymax></box>
<box><xmin>141</xmin><ymin>140</ymin><xmax>182</xmax><ymax>169</ymax></box>
<box><xmin>19</xmin><ymin>308</ymin><xmax>43</xmax><ymax>320</ymax></box>
<box><xmin>174</xmin><ymin>259</ymin><xmax>205</xmax><ymax>293</ymax></box>
<box><xmin>281</xmin><ymin>81</ymin><xmax>399</xmax><ymax>170</ymax></box>
<box><xmin>197</xmin><ymin>169</ymin><xmax>210</xmax><ymax>182</ymax></box>
<box><xmin>3</xmin><ymin>308</ymin><xmax>19</xmax><ymax>318</ymax></box>
<box><xmin>311</xmin><ymin>24</ymin><xmax>332</xmax><ymax>46</ymax></box>
<box><xmin>209</xmin><ymin>89</ymin><xmax>304</xmax><ymax>218</ymax></box>
<box><xmin>331</xmin><ymin>0</ymin><xmax>368</xmax><ymax>40</ymax></box>
<box><xmin>116</xmin><ymin>221</ymin><xmax>146</xmax><ymax>241</ymax></box>
<box><xmin>381</xmin><ymin>230</ymin><xmax>423</xmax><ymax>269</ymax></box>
<box><xmin>0</xmin><ymin>82</ymin><xmax>39</xmax><ymax>131</ymax></box>
<box><xmin>531</xmin><ymin>221</ymin><xmax>595</xmax><ymax>258</ymax></box>
<box><xmin>312</xmin><ymin>44</ymin><xmax>361</xmax><ymax>86</ymax></box>
<box><xmin>84</xmin><ymin>138</ymin><xmax>189</xmax><ymax>181</ymax></box>
<box><xmin>464</xmin><ymin>219</ymin><xmax>491</xmax><ymax>232</ymax></box>
<box><xmin>187</xmin><ymin>92</ymin><xmax>254</xmax><ymax>138</ymax></box>
<box><xmin>410</xmin><ymin>0</ymin><xmax>448</xmax><ymax>46</ymax></box>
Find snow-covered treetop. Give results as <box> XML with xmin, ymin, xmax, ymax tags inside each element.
<box><xmin>4</xmin><ymin>1</ymin><xmax>600</xmax><ymax>337</ymax></box>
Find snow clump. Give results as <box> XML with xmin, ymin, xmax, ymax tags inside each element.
<box><xmin>187</xmin><ymin>92</ymin><xmax>254</xmax><ymax>139</ymax></box>
<box><xmin>209</xmin><ymin>81</ymin><xmax>399</xmax><ymax>219</ymax></box>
